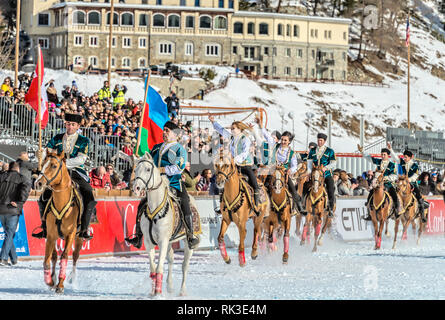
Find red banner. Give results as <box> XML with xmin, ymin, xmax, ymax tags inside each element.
<box><xmin>425</xmin><ymin>199</ymin><xmax>445</xmax><ymax>235</ymax></box>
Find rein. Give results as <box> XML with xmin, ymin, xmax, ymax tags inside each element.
<box><xmin>40</xmin><ymin>155</ymin><xmax>72</xmax><ymax>193</ymax></box>
<box><xmin>134</xmin><ymin>159</ymin><xmax>164</xmax><ymax>191</ymax></box>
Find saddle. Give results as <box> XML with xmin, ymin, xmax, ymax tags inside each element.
<box><xmin>369</xmin><ymin>191</ymin><xmax>392</xmax><ymax>211</ymax></box>
<box><xmin>239</xmin><ymin>177</ymin><xmax>267</xmax><ymax>212</ymax></box>
<box><xmin>141</xmin><ymin>187</ymin><xmax>202</xmax><ymax>245</ymax></box>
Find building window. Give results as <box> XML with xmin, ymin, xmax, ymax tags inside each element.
<box><xmin>284</xmin><ymin>67</ymin><xmax>291</xmax><ymax>76</ymax></box>
<box><xmin>123</xmin><ymin>37</ymin><xmax>132</xmax><ymax>48</ymax></box>
<box><xmin>286</xmin><ymin>24</ymin><xmax>290</xmax><ymax>36</ymax></box>
<box><xmin>168</xmin><ymin>14</ymin><xmax>180</xmax><ymax>28</ymax></box>
<box><xmin>247</xmin><ymin>22</ymin><xmax>254</xmax><ymax>34</ymax></box>
<box><xmin>106</xmin><ymin>12</ymin><xmax>119</xmax><ymax>25</ymax></box>
<box><xmin>343</xmin><ymin>71</ymin><xmax>346</xmax><ymax>80</ymax></box>
<box><xmin>199</xmin><ymin>16</ymin><xmax>211</xmax><ymax>29</ymax></box>
<box><xmin>139</xmin><ymin>37</ymin><xmax>147</xmax><ymax>48</ymax></box>
<box><xmin>195</xmin><ymin>0</ymin><xmax>200</xmax><ymax>6</ymax></box>
<box><xmin>121</xmin><ymin>12</ymin><xmax>134</xmax><ymax>26</ymax></box>
<box><xmin>214</xmin><ymin>16</ymin><xmax>227</xmax><ymax>30</ymax></box>
<box><xmin>89</xmin><ymin>56</ymin><xmax>98</xmax><ymax>67</ymax></box>
<box><xmin>343</xmin><ymin>32</ymin><xmax>347</xmax><ymax>40</ymax></box>
<box><xmin>205</xmin><ymin>44</ymin><xmax>220</xmax><ymax>56</ymax></box>
<box><xmin>330</xmin><ymin>70</ymin><xmax>334</xmax><ymax>79</ymax></box>
<box><xmin>74</xmin><ymin>56</ymin><xmax>84</xmax><ymax>67</ymax></box>
<box><xmin>153</xmin><ymin>14</ymin><xmax>165</xmax><ymax>27</ymax></box>
<box><xmin>159</xmin><ymin>42</ymin><xmax>173</xmax><ymax>55</ymax></box>
<box><xmin>122</xmin><ymin>57</ymin><xmax>131</xmax><ymax>68</ymax></box>
<box><xmin>219</xmin><ymin>0</ymin><xmax>224</xmax><ymax>8</ymax></box>
<box><xmin>106</xmin><ymin>57</ymin><xmax>116</xmax><ymax>68</ymax></box>
<box><xmin>89</xmin><ymin>36</ymin><xmax>99</xmax><ymax>47</ymax></box>
<box><xmin>185</xmin><ymin>42</ymin><xmax>193</xmax><ymax>56</ymax></box>
<box><xmin>311</xmin><ymin>50</ymin><xmax>315</xmax><ymax>59</ymax></box>
<box><xmin>272</xmin><ymin>47</ymin><xmax>277</xmax><ymax>56</ymax></box>
<box><xmin>259</xmin><ymin>23</ymin><xmax>268</xmax><ymax>35</ymax></box>
<box><xmin>272</xmin><ymin>66</ymin><xmax>276</xmax><ymax>75</ymax></box>
<box><xmin>72</xmin><ymin>9</ymin><xmax>84</xmax><ymax>24</ymax></box>
<box><xmin>233</xmin><ymin>22</ymin><xmax>243</xmax><ymax>34</ymax></box>
<box><xmin>324</xmin><ymin>30</ymin><xmax>332</xmax><ymax>39</ymax></box>
<box><xmin>264</xmin><ymin>47</ymin><xmax>269</xmax><ymax>55</ymax></box>
<box><xmin>229</xmin><ymin>0</ymin><xmax>234</xmax><ymax>8</ymax></box>
<box><xmin>38</xmin><ymin>38</ymin><xmax>49</xmax><ymax>49</ymax></box>
<box><xmin>139</xmin><ymin>14</ymin><xmax>148</xmax><ymax>26</ymax></box>
<box><xmin>297</xmin><ymin>49</ymin><xmax>303</xmax><ymax>58</ymax></box>
<box><xmin>310</xmin><ymin>29</ymin><xmax>318</xmax><ymax>38</ymax></box>
<box><xmin>88</xmin><ymin>11</ymin><xmax>100</xmax><ymax>25</ymax></box>
<box><xmin>277</xmin><ymin>23</ymin><xmax>283</xmax><ymax>36</ymax></box>
<box><xmin>156</xmin><ymin>0</ymin><xmax>162</xmax><ymax>4</ymax></box>
<box><xmin>232</xmin><ymin>46</ymin><xmax>237</xmax><ymax>54</ymax></box>
<box><xmin>138</xmin><ymin>58</ymin><xmax>146</xmax><ymax>68</ymax></box>
<box><xmin>296</xmin><ymin>67</ymin><xmax>303</xmax><ymax>77</ymax></box>
<box><xmin>293</xmin><ymin>25</ymin><xmax>299</xmax><ymax>37</ymax></box>
<box><xmin>343</xmin><ymin>52</ymin><xmax>347</xmax><ymax>61</ymax></box>
<box><xmin>106</xmin><ymin>36</ymin><xmax>117</xmax><ymax>48</ymax></box>
<box><xmin>264</xmin><ymin>66</ymin><xmax>268</xmax><ymax>75</ymax></box>
<box><xmin>180</xmin><ymin>0</ymin><xmax>186</xmax><ymax>6</ymax></box>
<box><xmin>186</xmin><ymin>16</ymin><xmax>194</xmax><ymax>28</ymax></box>
<box><xmin>38</xmin><ymin>13</ymin><xmax>50</xmax><ymax>26</ymax></box>
<box><xmin>311</xmin><ymin>68</ymin><xmax>315</xmax><ymax>77</ymax></box>
<box><xmin>285</xmin><ymin>48</ymin><xmax>291</xmax><ymax>57</ymax></box>
<box><xmin>74</xmin><ymin>35</ymin><xmax>83</xmax><ymax>47</ymax></box>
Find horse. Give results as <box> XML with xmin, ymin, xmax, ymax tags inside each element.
<box><xmin>301</xmin><ymin>165</ymin><xmax>331</xmax><ymax>252</ymax></box>
<box><xmin>368</xmin><ymin>170</ymin><xmax>392</xmax><ymax>250</ymax></box>
<box><xmin>292</xmin><ymin>162</ymin><xmax>308</xmax><ymax>236</ymax></box>
<box><xmin>263</xmin><ymin>165</ymin><xmax>292</xmax><ymax>263</ymax></box>
<box><xmin>393</xmin><ymin>175</ymin><xmax>424</xmax><ymax>249</ymax></box>
<box><xmin>34</xmin><ymin>151</ymin><xmax>84</xmax><ymax>294</ymax></box>
<box><xmin>214</xmin><ymin>155</ymin><xmax>270</xmax><ymax>267</ymax></box>
<box><xmin>132</xmin><ymin>152</ymin><xmax>199</xmax><ymax>296</ymax></box>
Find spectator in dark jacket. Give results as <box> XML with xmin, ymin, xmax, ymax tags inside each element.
<box><xmin>164</xmin><ymin>91</ymin><xmax>179</xmax><ymax>119</ymax></box>
<box><xmin>16</xmin><ymin>151</ymin><xmax>38</xmax><ymax>183</ymax></box>
<box><xmin>419</xmin><ymin>172</ymin><xmax>433</xmax><ymax>196</ymax></box>
<box><xmin>0</xmin><ymin>161</ymin><xmax>31</xmax><ymax>266</ymax></box>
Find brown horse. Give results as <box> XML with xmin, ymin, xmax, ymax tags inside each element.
<box><xmin>301</xmin><ymin>165</ymin><xmax>331</xmax><ymax>252</ymax></box>
<box><xmin>34</xmin><ymin>152</ymin><xmax>84</xmax><ymax>294</ymax></box>
<box><xmin>263</xmin><ymin>165</ymin><xmax>292</xmax><ymax>263</ymax></box>
<box><xmin>393</xmin><ymin>175</ymin><xmax>424</xmax><ymax>249</ymax></box>
<box><xmin>292</xmin><ymin>162</ymin><xmax>308</xmax><ymax>236</ymax></box>
<box><xmin>368</xmin><ymin>171</ymin><xmax>392</xmax><ymax>250</ymax></box>
<box><xmin>214</xmin><ymin>156</ymin><xmax>269</xmax><ymax>267</ymax></box>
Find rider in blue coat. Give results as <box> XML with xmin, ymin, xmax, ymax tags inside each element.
<box><xmin>126</xmin><ymin>121</ymin><xmax>200</xmax><ymax>250</ymax></box>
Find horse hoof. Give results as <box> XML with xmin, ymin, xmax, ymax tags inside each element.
<box><xmin>55</xmin><ymin>287</ymin><xmax>64</xmax><ymax>294</ymax></box>
<box><xmin>251</xmin><ymin>254</ymin><xmax>258</xmax><ymax>260</ymax></box>
<box><xmin>225</xmin><ymin>258</ymin><xmax>231</xmax><ymax>264</ymax></box>
<box><xmin>283</xmin><ymin>254</ymin><xmax>288</xmax><ymax>263</ymax></box>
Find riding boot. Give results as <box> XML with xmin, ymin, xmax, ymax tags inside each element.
<box><xmin>363</xmin><ymin>206</ymin><xmax>373</xmax><ymax>221</ymax></box>
<box><xmin>254</xmin><ymin>191</ymin><xmax>260</xmax><ymax>207</ymax></box>
<box><xmin>419</xmin><ymin>200</ymin><xmax>428</xmax><ymax>223</ymax></box>
<box><xmin>125</xmin><ymin>199</ymin><xmax>146</xmax><ymax>249</ymax></box>
<box><xmin>392</xmin><ymin>200</ymin><xmax>401</xmax><ymax>220</ymax></box>
<box><xmin>183</xmin><ymin>213</ymin><xmax>200</xmax><ymax>250</ymax></box>
<box><xmin>328</xmin><ymin>200</ymin><xmax>335</xmax><ymax>218</ymax></box>
<box><xmin>294</xmin><ymin>193</ymin><xmax>305</xmax><ymax>215</ymax></box>
<box><xmin>78</xmin><ymin>200</ymin><xmax>97</xmax><ymax>240</ymax></box>
<box><xmin>32</xmin><ymin>199</ymin><xmax>48</xmax><ymax>239</ymax></box>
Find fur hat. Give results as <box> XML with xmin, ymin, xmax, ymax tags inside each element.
<box><xmin>64</xmin><ymin>113</ymin><xmax>83</xmax><ymax>124</ymax></box>
<box><xmin>317</xmin><ymin>133</ymin><xmax>327</xmax><ymax>141</ymax></box>
<box><xmin>381</xmin><ymin>148</ymin><xmax>391</xmax><ymax>155</ymax></box>
<box><xmin>163</xmin><ymin>120</ymin><xmax>179</xmax><ymax>131</ymax></box>
<box><xmin>403</xmin><ymin>150</ymin><xmax>413</xmax><ymax>157</ymax></box>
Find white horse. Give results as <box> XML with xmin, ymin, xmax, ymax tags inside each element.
<box><xmin>132</xmin><ymin>151</ymin><xmax>195</xmax><ymax>296</ymax></box>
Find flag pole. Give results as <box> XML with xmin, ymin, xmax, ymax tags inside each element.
<box><xmin>407</xmin><ymin>11</ymin><xmax>411</xmax><ymax>130</ymax></box>
<box><xmin>14</xmin><ymin>0</ymin><xmax>21</xmax><ymax>89</ymax></box>
<box><xmin>135</xmin><ymin>69</ymin><xmax>151</xmax><ymax>157</ymax></box>
<box><xmin>37</xmin><ymin>44</ymin><xmax>42</xmax><ymax>170</ymax></box>
<box><xmin>107</xmin><ymin>0</ymin><xmax>115</xmax><ymax>87</ymax></box>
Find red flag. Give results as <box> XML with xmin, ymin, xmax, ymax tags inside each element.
<box><xmin>25</xmin><ymin>47</ymin><xmax>48</xmax><ymax>129</ymax></box>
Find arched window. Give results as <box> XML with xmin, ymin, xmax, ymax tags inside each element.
<box><xmin>153</xmin><ymin>14</ymin><xmax>165</xmax><ymax>27</ymax></box>
<box><xmin>214</xmin><ymin>16</ymin><xmax>227</xmax><ymax>30</ymax></box>
<box><xmin>259</xmin><ymin>23</ymin><xmax>268</xmax><ymax>35</ymax></box>
<box><xmin>106</xmin><ymin>12</ymin><xmax>119</xmax><ymax>25</ymax></box>
<box><xmin>233</xmin><ymin>22</ymin><xmax>243</xmax><ymax>34</ymax></box>
<box><xmin>247</xmin><ymin>22</ymin><xmax>254</xmax><ymax>34</ymax></box>
<box><xmin>277</xmin><ymin>23</ymin><xmax>283</xmax><ymax>36</ymax></box>
<box><xmin>121</xmin><ymin>12</ymin><xmax>134</xmax><ymax>26</ymax></box>
<box><xmin>87</xmin><ymin>11</ymin><xmax>100</xmax><ymax>25</ymax></box>
<box><xmin>168</xmin><ymin>14</ymin><xmax>180</xmax><ymax>28</ymax></box>
<box><xmin>73</xmin><ymin>10</ymin><xmax>85</xmax><ymax>25</ymax></box>
<box><xmin>199</xmin><ymin>15</ymin><xmax>211</xmax><ymax>29</ymax></box>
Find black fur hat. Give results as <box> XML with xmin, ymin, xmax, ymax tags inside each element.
<box><xmin>317</xmin><ymin>133</ymin><xmax>327</xmax><ymax>141</ymax></box>
<box><xmin>64</xmin><ymin>113</ymin><xmax>83</xmax><ymax>124</ymax></box>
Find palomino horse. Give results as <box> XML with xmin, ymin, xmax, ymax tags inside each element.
<box><xmin>214</xmin><ymin>156</ymin><xmax>269</xmax><ymax>266</ymax></box>
<box><xmin>301</xmin><ymin>165</ymin><xmax>332</xmax><ymax>252</ymax></box>
<box><xmin>34</xmin><ymin>152</ymin><xmax>83</xmax><ymax>294</ymax></box>
<box><xmin>263</xmin><ymin>165</ymin><xmax>292</xmax><ymax>263</ymax></box>
<box><xmin>368</xmin><ymin>171</ymin><xmax>392</xmax><ymax>250</ymax></box>
<box><xmin>292</xmin><ymin>162</ymin><xmax>308</xmax><ymax>236</ymax></box>
<box><xmin>132</xmin><ymin>152</ymin><xmax>198</xmax><ymax>296</ymax></box>
<box><xmin>393</xmin><ymin>175</ymin><xmax>424</xmax><ymax>249</ymax></box>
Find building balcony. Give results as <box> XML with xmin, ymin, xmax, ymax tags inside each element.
<box><xmin>316</xmin><ymin>58</ymin><xmax>335</xmax><ymax>67</ymax></box>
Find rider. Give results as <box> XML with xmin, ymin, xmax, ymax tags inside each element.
<box><xmin>255</xmin><ymin>117</ymin><xmax>304</xmax><ymax>213</ymax></box>
<box><xmin>388</xmin><ymin>142</ymin><xmax>429</xmax><ymax>222</ymax></box>
<box><xmin>32</xmin><ymin>113</ymin><xmax>97</xmax><ymax>240</ymax></box>
<box><xmin>126</xmin><ymin>121</ymin><xmax>200</xmax><ymax>250</ymax></box>
<box><xmin>209</xmin><ymin>115</ymin><xmax>260</xmax><ymax>207</ymax></box>
<box><xmin>305</xmin><ymin>133</ymin><xmax>337</xmax><ymax>217</ymax></box>
<box><xmin>360</xmin><ymin>146</ymin><xmax>400</xmax><ymax>221</ymax></box>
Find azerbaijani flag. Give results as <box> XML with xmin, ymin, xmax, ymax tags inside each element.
<box><xmin>135</xmin><ymin>74</ymin><xmax>169</xmax><ymax>156</ymax></box>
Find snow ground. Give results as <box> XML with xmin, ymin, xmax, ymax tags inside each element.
<box><xmin>1</xmin><ymin>234</ymin><xmax>444</xmax><ymax>300</ymax></box>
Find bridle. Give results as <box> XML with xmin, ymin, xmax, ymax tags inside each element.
<box><xmin>134</xmin><ymin>159</ymin><xmax>163</xmax><ymax>191</ymax></box>
<box><xmin>272</xmin><ymin>166</ymin><xmax>286</xmax><ymax>191</ymax></box>
<box><xmin>38</xmin><ymin>155</ymin><xmax>72</xmax><ymax>193</ymax></box>
<box><xmin>216</xmin><ymin>163</ymin><xmax>237</xmax><ymax>182</ymax></box>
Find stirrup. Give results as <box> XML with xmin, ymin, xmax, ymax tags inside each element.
<box><xmin>187</xmin><ymin>235</ymin><xmax>200</xmax><ymax>250</ymax></box>
<box><xmin>31</xmin><ymin>226</ymin><xmax>46</xmax><ymax>239</ymax></box>
<box><xmin>125</xmin><ymin>234</ymin><xmax>143</xmax><ymax>249</ymax></box>
<box><xmin>77</xmin><ymin>230</ymin><xmax>93</xmax><ymax>241</ymax></box>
